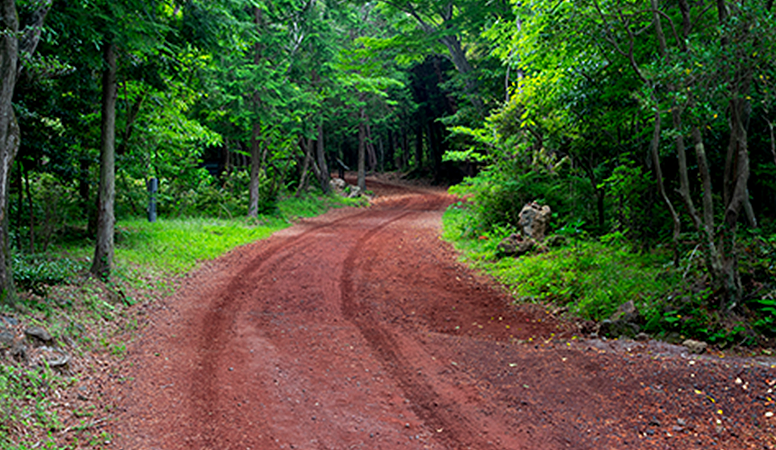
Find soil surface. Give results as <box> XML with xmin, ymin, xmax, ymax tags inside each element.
<box><xmin>113</xmin><ymin>178</ymin><xmax>776</xmax><ymax>449</ymax></box>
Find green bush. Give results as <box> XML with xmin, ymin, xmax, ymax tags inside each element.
<box><xmin>12</xmin><ymin>255</ymin><xmax>86</xmax><ymax>295</ymax></box>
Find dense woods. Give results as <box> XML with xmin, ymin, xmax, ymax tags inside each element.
<box><xmin>1</xmin><ymin>0</ymin><xmax>776</xmax><ymax>336</ymax></box>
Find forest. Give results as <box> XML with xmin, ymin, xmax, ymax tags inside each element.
<box><xmin>1</xmin><ymin>0</ymin><xmax>776</xmax><ymax>342</ymax></box>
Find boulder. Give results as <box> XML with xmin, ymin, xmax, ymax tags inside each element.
<box><xmin>682</xmin><ymin>339</ymin><xmax>707</xmax><ymax>354</ymax></box>
<box><xmin>497</xmin><ymin>233</ymin><xmax>536</xmax><ymax>257</ymax></box>
<box><xmin>25</xmin><ymin>326</ymin><xmax>52</xmax><ymax>343</ymax></box>
<box><xmin>347</xmin><ymin>186</ymin><xmax>363</xmax><ymax>198</ymax></box>
<box><xmin>519</xmin><ymin>202</ymin><xmax>552</xmax><ymax>241</ymax></box>
<box><xmin>599</xmin><ymin>300</ymin><xmax>642</xmax><ymax>338</ymax></box>
<box><xmin>0</xmin><ymin>330</ymin><xmax>14</xmax><ymax>347</ymax></box>
<box><xmin>330</xmin><ymin>178</ymin><xmax>347</xmax><ymax>192</ymax></box>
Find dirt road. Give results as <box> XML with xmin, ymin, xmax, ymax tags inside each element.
<box><xmin>115</xmin><ymin>179</ymin><xmax>775</xmax><ymax>449</ymax></box>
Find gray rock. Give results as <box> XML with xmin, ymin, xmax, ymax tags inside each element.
<box><xmin>38</xmin><ymin>346</ymin><xmax>70</xmax><ymax>368</ymax></box>
<box><xmin>682</xmin><ymin>339</ymin><xmax>707</xmax><ymax>354</ymax></box>
<box><xmin>612</xmin><ymin>300</ymin><xmax>640</xmax><ymax>323</ymax></box>
<box><xmin>11</xmin><ymin>343</ymin><xmax>27</xmax><ymax>361</ymax></box>
<box><xmin>347</xmin><ymin>186</ymin><xmax>363</xmax><ymax>198</ymax></box>
<box><xmin>497</xmin><ymin>233</ymin><xmax>535</xmax><ymax>257</ymax></box>
<box><xmin>599</xmin><ymin>319</ymin><xmax>640</xmax><ymax>338</ymax></box>
<box><xmin>0</xmin><ymin>330</ymin><xmax>14</xmax><ymax>347</ymax></box>
<box><xmin>518</xmin><ymin>202</ymin><xmax>552</xmax><ymax>241</ymax></box>
<box><xmin>599</xmin><ymin>301</ymin><xmax>642</xmax><ymax>338</ymax></box>
<box><xmin>1</xmin><ymin>316</ymin><xmax>18</xmax><ymax>326</ymax></box>
<box><xmin>330</xmin><ymin>178</ymin><xmax>347</xmax><ymax>192</ymax></box>
<box><xmin>636</xmin><ymin>332</ymin><xmax>650</xmax><ymax>341</ymax></box>
<box><xmin>25</xmin><ymin>326</ymin><xmax>53</xmax><ymax>342</ymax></box>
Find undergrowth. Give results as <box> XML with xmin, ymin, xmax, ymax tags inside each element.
<box><xmin>442</xmin><ymin>201</ymin><xmax>776</xmax><ymax>348</ymax></box>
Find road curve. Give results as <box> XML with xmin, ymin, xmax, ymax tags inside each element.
<box><xmin>115</xmin><ymin>179</ymin><xmax>776</xmax><ymax>450</ymax></box>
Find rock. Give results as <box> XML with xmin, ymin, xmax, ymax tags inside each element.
<box><xmin>497</xmin><ymin>233</ymin><xmax>535</xmax><ymax>257</ymax></box>
<box><xmin>518</xmin><ymin>202</ymin><xmax>552</xmax><ymax>241</ymax></box>
<box><xmin>682</xmin><ymin>339</ymin><xmax>707</xmax><ymax>354</ymax></box>
<box><xmin>38</xmin><ymin>346</ymin><xmax>70</xmax><ymax>368</ymax></box>
<box><xmin>545</xmin><ymin>235</ymin><xmax>567</xmax><ymax>248</ymax></box>
<box><xmin>347</xmin><ymin>186</ymin><xmax>363</xmax><ymax>198</ymax></box>
<box><xmin>25</xmin><ymin>326</ymin><xmax>53</xmax><ymax>343</ymax></box>
<box><xmin>0</xmin><ymin>330</ymin><xmax>14</xmax><ymax>347</ymax></box>
<box><xmin>599</xmin><ymin>319</ymin><xmax>639</xmax><ymax>338</ymax></box>
<box><xmin>11</xmin><ymin>343</ymin><xmax>27</xmax><ymax>361</ymax></box>
<box><xmin>330</xmin><ymin>178</ymin><xmax>347</xmax><ymax>192</ymax></box>
<box><xmin>636</xmin><ymin>332</ymin><xmax>650</xmax><ymax>341</ymax></box>
<box><xmin>599</xmin><ymin>301</ymin><xmax>642</xmax><ymax>338</ymax></box>
<box><xmin>1</xmin><ymin>316</ymin><xmax>19</xmax><ymax>326</ymax></box>
<box><xmin>611</xmin><ymin>300</ymin><xmax>640</xmax><ymax>324</ymax></box>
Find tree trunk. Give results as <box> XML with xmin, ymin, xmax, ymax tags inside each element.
<box><xmin>648</xmin><ymin>107</ymin><xmax>681</xmax><ymax>263</ymax></box>
<box><xmin>91</xmin><ymin>41</ymin><xmax>117</xmax><ymax>279</ymax></box>
<box><xmin>24</xmin><ymin>163</ymin><xmax>33</xmax><ymax>254</ymax></box>
<box><xmin>365</xmin><ymin>116</ymin><xmax>377</xmax><ymax>171</ymax></box>
<box><xmin>0</xmin><ymin>0</ymin><xmax>19</xmax><ymax>301</ymax></box>
<box><xmin>357</xmin><ymin>98</ymin><xmax>366</xmax><ymax>191</ymax></box>
<box><xmin>316</xmin><ymin>123</ymin><xmax>329</xmax><ymax>193</ymax></box>
<box><xmin>415</xmin><ymin>125</ymin><xmax>423</xmax><ymax>169</ymax></box>
<box><xmin>296</xmin><ymin>137</ymin><xmax>313</xmax><ymax>197</ymax></box>
<box><xmin>439</xmin><ymin>34</ymin><xmax>483</xmax><ymax>113</ymax></box>
<box><xmin>248</xmin><ymin>122</ymin><xmax>261</xmax><ymax>217</ymax></box>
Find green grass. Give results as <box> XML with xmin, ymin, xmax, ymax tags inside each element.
<box><xmin>114</xmin><ymin>217</ymin><xmax>282</xmax><ymax>275</ymax></box>
<box><xmin>442</xmin><ymin>203</ymin><xmax>678</xmax><ymax>321</ymax></box>
<box><xmin>113</xmin><ymin>193</ymin><xmax>362</xmax><ymax>275</ymax></box>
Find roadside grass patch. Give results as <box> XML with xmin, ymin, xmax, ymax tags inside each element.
<box><xmin>442</xmin><ymin>202</ymin><xmax>676</xmax><ymax>321</ymax></box>
<box><xmin>443</xmin><ymin>202</ymin><xmax>776</xmax><ymax>347</ymax></box>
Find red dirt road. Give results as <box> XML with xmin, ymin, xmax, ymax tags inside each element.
<box><xmin>115</xmin><ymin>180</ymin><xmax>776</xmax><ymax>449</ymax></box>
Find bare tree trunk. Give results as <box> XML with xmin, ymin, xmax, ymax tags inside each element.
<box><xmin>91</xmin><ymin>41</ymin><xmax>117</xmax><ymax>278</ymax></box>
<box><xmin>357</xmin><ymin>98</ymin><xmax>366</xmax><ymax>191</ymax></box>
<box><xmin>296</xmin><ymin>137</ymin><xmax>313</xmax><ymax>197</ymax></box>
<box><xmin>248</xmin><ymin>122</ymin><xmax>261</xmax><ymax>217</ymax></box>
<box><xmin>24</xmin><ymin>163</ymin><xmax>33</xmax><ymax>254</ymax></box>
<box><xmin>0</xmin><ymin>0</ymin><xmax>19</xmax><ymax>301</ymax></box>
<box><xmin>649</xmin><ymin>108</ymin><xmax>681</xmax><ymax>263</ymax></box>
<box><xmin>316</xmin><ymin>123</ymin><xmax>329</xmax><ymax>193</ymax></box>
<box><xmin>365</xmin><ymin>117</ymin><xmax>377</xmax><ymax>171</ymax></box>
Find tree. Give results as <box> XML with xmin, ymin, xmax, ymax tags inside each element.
<box><xmin>0</xmin><ymin>0</ymin><xmax>52</xmax><ymax>300</ymax></box>
<box><xmin>0</xmin><ymin>0</ymin><xmax>20</xmax><ymax>301</ymax></box>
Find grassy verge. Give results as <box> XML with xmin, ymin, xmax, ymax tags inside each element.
<box><xmin>442</xmin><ymin>201</ymin><xmax>774</xmax><ymax>349</ymax></box>
<box><xmin>0</xmin><ymin>192</ymin><xmax>363</xmax><ymax>449</ymax></box>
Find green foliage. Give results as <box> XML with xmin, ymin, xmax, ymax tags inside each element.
<box><xmin>449</xmin><ymin>166</ymin><xmax>594</xmax><ymax>237</ymax></box>
<box><xmin>12</xmin><ymin>255</ymin><xmax>86</xmax><ymax>296</ymax></box>
<box><xmin>0</xmin><ymin>365</ymin><xmax>64</xmax><ymax>448</ymax></box>
<box><xmin>443</xmin><ymin>203</ymin><xmax>678</xmax><ymax>321</ymax></box>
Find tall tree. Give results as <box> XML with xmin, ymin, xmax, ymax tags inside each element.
<box><xmin>91</xmin><ymin>41</ymin><xmax>117</xmax><ymax>278</ymax></box>
<box><xmin>0</xmin><ymin>0</ymin><xmax>20</xmax><ymax>301</ymax></box>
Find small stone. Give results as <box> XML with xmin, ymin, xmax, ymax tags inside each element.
<box><xmin>2</xmin><ymin>316</ymin><xmax>18</xmax><ymax>326</ymax></box>
<box><xmin>672</xmin><ymin>426</ymin><xmax>684</xmax><ymax>432</ymax></box>
<box><xmin>0</xmin><ymin>330</ymin><xmax>14</xmax><ymax>347</ymax></box>
<box><xmin>682</xmin><ymin>339</ymin><xmax>707</xmax><ymax>354</ymax></box>
<box><xmin>677</xmin><ymin>418</ymin><xmax>687</xmax><ymax>426</ymax></box>
<box><xmin>11</xmin><ymin>343</ymin><xmax>27</xmax><ymax>361</ymax></box>
<box><xmin>636</xmin><ymin>332</ymin><xmax>650</xmax><ymax>341</ymax></box>
<box><xmin>25</xmin><ymin>326</ymin><xmax>52</xmax><ymax>342</ymax></box>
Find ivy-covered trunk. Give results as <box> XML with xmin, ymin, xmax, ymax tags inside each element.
<box><xmin>0</xmin><ymin>0</ymin><xmax>19</xmax><ymax>301</ymax></box>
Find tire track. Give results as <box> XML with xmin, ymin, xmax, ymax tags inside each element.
<box><xmin>340</xmin><ymin>193</ymin><xmax>504</xmax><ymax>450</ymax></box>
